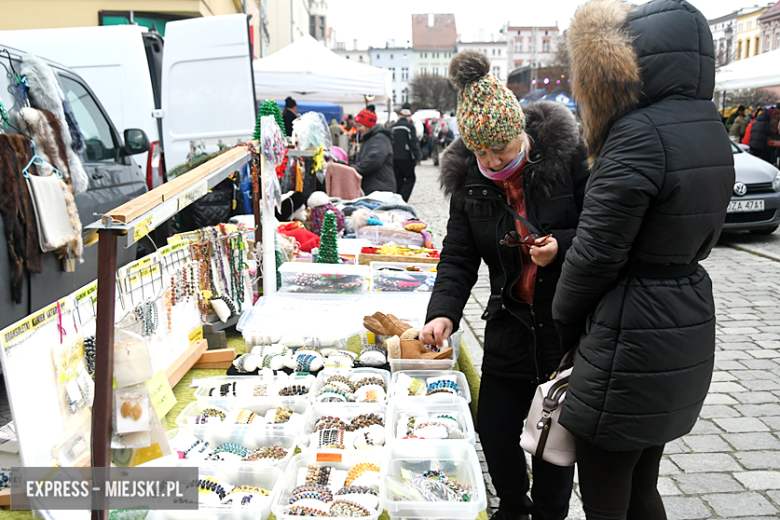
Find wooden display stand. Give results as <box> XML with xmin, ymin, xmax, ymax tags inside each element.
<box><xmin>358</xmin><ymin>253</ymin><xmax>440</xmax><ymax>266</ymax></box>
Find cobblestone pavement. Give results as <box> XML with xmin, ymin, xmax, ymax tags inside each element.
<box><xmin>412</xmin><ymin>159</ymin><xmax>780</xmax><ymax>518</ymax></box>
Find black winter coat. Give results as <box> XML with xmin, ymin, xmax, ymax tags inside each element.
<box><xmin>427</xmin><ymin>102</ymin><xmax>589</xmax><ymax>381</ymax></box>
<box><xmin>391</xmin><ymin>118</ymin><xmax>421</xmax><ymax>162</ymax></box>
<box><xmin>555</xmin><ymin>0</ymin><xmax>735</xmax><ymax>451</ymax></box>
<box><xmin>749</xmin><ymin>110</ymin><xmax>771</xmax><ymax>152</ymax></box>
<box><xmin>355</xmin><ymin>125</ymin><xmax>396</xmax><ymax>193</ymax></box>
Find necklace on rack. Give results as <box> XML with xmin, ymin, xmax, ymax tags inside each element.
<box><xmin>213</xmin><ymin>228</ymin><xmax>230</xmax><ymax>295</ymax></box>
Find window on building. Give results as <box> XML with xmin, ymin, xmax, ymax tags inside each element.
<box><xmin>346</xmin><ymin>56</ymin><xmax>350</xmax><ymax>59</ymax></box>
<box><xmin>543</xmin><ymin>40</ymin><xmax>550</xmax><ymax>53</ymax></box>
<box><xmin>775</xmin><ymin>33</ymin><xmax>779</xmax><ymax>50</ymax></box>
<box><xmin>515</xmin><ymin>39</ymin><xmax>522</xmax><ymax>52</ymax></box>
<box><xmin>401</xmin><ymin>67</ymin><xmax>409</xmax><ymax>80</ymax></box>
<box><xmin>377</xmin><ymin>54</ymin><xmax>380</xmax><ymax>59</ymax></box>
<box><xmin>319</xmin><ymin>26</ymin><xmax>325</xmax><ymax>38</ymax></box>
<box><xmin>736</xmin><ymin>40</ymin><xmax>742</xmax><ymax>59</ymax></box>
<box><xmin>390</xmin><ymin>67</ymin><xmax>395</xmax><ymax>80</ymax></box>
<box><xmin>745</xmin><ymin>38</ymin><xmax>751</xmax><ymax>58</ymax></box>
<box><xmin>393</xmin><ymin>90</ymin><xmax>397</xmax><ymax>103</ymax></box>
<box><xmin>403</xmin><ymin>53</ymin><xmax>407</xmax><ymax>60</ymax></box>
<box><xmin>433</xmin><ymin>67</ymin><xmax>439</xmax><ymax>76</ymax></box>
<box><xmin>755</xmin><ymin>37</ymin><xmax>760</xmax><ymax>55</ymax></box>
<box><xmin>402</xmin><ymin>88</ymin><xmax>408</xmax><ymax>103</ymax></box>
<box><xmin>498</xmin><ymin>48</ymin><xmax>501</xmax><ymax>56</ymax></box>
<box><xmin>493</xmin><ymin>66</ymin><xmax>500</xmax><ymax>78</ymax></box>
<box><xmin>309</xmin><ymin>15</ymin><xmax>316</xmax><ymax>37</ymax></box>
<box><xmin>390</xmin><ymin>54</ymin><xmax>394</xmax><ymax>59</ymax></box>
<box><xmin>420</xmin><ymin>67</ymin><xmax>427</xmax><ymax>74</ymax></box>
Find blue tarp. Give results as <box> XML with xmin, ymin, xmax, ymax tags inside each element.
<box><xmin>276</xmin><ymin>101</ymin><xmax>343</xmax><ymax>124</ymax></box>
<box><xmin>541</xmin><ymin>91</ymin><xmax>578</xmax><ymax>113</ymax></box>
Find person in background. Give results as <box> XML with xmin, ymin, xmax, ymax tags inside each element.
<box><xmin>391</xmin><ymin>108</ymin><xmax>421</xmax><ymax>201</ymax></box>
<box><xmin>354</xmin><ymin>109</ymin><xmax>396</xmax><ymax>193</ymax></box>
<box><xmin>283</xmin><ymin>96</ymin><xmax>298</xmax><ymax>137</ymax></box>
<box><xmin>749</xmin><ymin>108</ymin><xmax>772</xmax><ymax>162</ymax></box>
<box><xmin>729</xmin><ymin>105</ymin><xmax>748</xmax><ymax>143</ymax></box>
<box><xmin>743</xmin><ymin>108</ymin><xmax>762</xmax><ymax>146</ymax></box>
<box><xmin>555</xmin><ymin>1</ymin><xmax>734</xmax><ymax>518</ymax></box>
<box><xmin>329</xmin><ymin>117</ymin><xmax>344</xmax><ymax>147</ymax></box>
<box><xmin>422</xmin><ymin>50</ymin><xmax>589</xmax><ymax>520</ymax></box>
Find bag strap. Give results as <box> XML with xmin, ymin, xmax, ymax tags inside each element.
<box><xmin>499</xmin><ymin>200</ymin><xmax>542</xmax><ymax>236</ymax></box>
<box><xmin>535</xmin><ymin>372</ymin><xmax>571</xmax><ymax>458</ymax></box>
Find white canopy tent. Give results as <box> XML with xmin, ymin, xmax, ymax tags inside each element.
<box><xmin>253</xmin><ymin>35</ymin><xmax>392</xmax><ymax>103</ymax></box>
<box><xmin>716</xmin><ymin>49</ymin><xmax>780</xmax><ymax>91</ymax></box>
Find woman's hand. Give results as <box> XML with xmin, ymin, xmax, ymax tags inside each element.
<box><xmin>530</xmin><ymin>236</ymin><xmax>558</xmax><ymax>267</ymax></box>
<box><xmin>420</xmin><ymin>317</ymin><xmax>454</xmax><ymax>347</ymax></box>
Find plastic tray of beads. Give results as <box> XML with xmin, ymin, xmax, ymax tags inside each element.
<box><xmin>379</xmin><ymin>442</ymin><xmax>486</xmax><ymax>518</ymax></box>
<box><xmin>387</xmin><ymin>330</ymin><xmax>461</xmax><ymax>373</ymax></box>
<box><xmin>135</xmin><ymin>463</ymin><xmax>284</xmax><ymax>520</ymax></box>
<box><xmin>385</xmin><ymin>397</ymin><xmax>475</xmax><ymax>446</ymax></box>
<box><xmin>194</xmin><ymin>374</ymin><xmax>318</xmax><ymax>406</ymax></box>
<box><xmin>370</xmin><ymin>262</ymin><xmax>437</xmax><ymax>293</ymax></box>
<box><xmin>278</xmin><ymin>263</ymin><xmax>369</xmax><ymax>295</ymax></box>
<box><xmin>388</xmin><ymin>370</ymin><xmax>471</xmax><ymax>404</ymax></box>
<box><xmin>299</xmin><ymin>402</ymin><xmax>387</xmax><ymax>452</ymax></box>
<box><xmin>313</xmin><ymin>368</ymin><xmax>392</xmax><ymax>404</ymax></box>
<box><xmin>273</xmin><ymin>450</ymin><xmax>383</xmax><ymax>520</ymax></box>
<box><xmin>174</xmin><ymin>400</ymin><xmax>311</xmax><ymax>442</ymax></box>
<box><xmin>167</xmin><ymin>426</ymin><xmax>298</xmax><ymax>470</ymax></box>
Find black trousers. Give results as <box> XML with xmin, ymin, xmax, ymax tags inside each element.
<box><xmin>477</xmin><ymin>375</ymin><xmax>574</xmax><ymax>520</ymax></box>
<box><xmin>393</xmin><ymin>159</ymin><xmax>416</xmax><ymax>202</ymax></box>
<box><xmin>575</xmin><ymin>438</ymin><xmax>666</xmax><ymax>520</ymax></box>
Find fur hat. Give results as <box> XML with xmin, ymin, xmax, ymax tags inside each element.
<box><xmin>307</xmin><ymin>191</ymin><xmax>331</xmax><ymax>209</ymax></box>
<box><xmin>450</xmin><ymin>50</ymin><xmax>526</xmax><ymax>152</ymax></box>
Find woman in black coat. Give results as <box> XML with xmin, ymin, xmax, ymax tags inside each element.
<box><xmin>555</xmin><ymin>0</ymin><xmax>735</xmax><ymax>518</ymax></box>
<box><xmin>749</xmin><ymin>109</ymin><xmax>772</xmax><ymax>162</ymax></box>
<box><xmin>421</xmin><ymin>50</ymin><xmax>589</xmax><ymax>520</ymax></box>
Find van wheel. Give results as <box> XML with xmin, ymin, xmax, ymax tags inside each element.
<box><xmin>750</xmin><ymin>226</ymin><xmax>779</xmax><ymax>235</ymax></box>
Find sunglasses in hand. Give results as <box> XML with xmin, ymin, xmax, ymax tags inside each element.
<box><xmin>499</xmin><ymin>231</ymin><xmax>552</xmax><ymax>248</ymax></box>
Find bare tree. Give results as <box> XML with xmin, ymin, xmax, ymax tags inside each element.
<box><xmin>409</xmin><ymin>74</ymin><xmax>458</xmax><ymax>113</ymax></box>
<box><xmin>729</xmin><ymin>89</ymin><xmax>780</xmax><ymax>109</ymax></box>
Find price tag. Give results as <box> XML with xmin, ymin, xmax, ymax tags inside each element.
<box><xmin>65</xmin><ymin>378</ymin><xmax>82</xmax><ymax>403</ymax></box>
<box><xmin>177</xmin><ymin>182</ymin><xmax>209</xmax><ymax>212</ymax></box>
<box><xmin>316</xmin><ymin>452</ymin><xmax>342</xmax><ymax>463</ymax></box>
<box><xmin>188</xmin><ymin>327</ymin><xmax>203</xmax><ymax>346</ymax></box>
<box><xmin>144</xmin><ymin>370</ymin><xmax>176</xmax><ymax>418</ymax></box>
<box><xmin>133</xmin><ymin>216</ymin><xmax>155</xmax><ymax>242</ymax></box>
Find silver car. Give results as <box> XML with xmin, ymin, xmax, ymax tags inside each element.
<box><xmin>723</xmin><ymin>142</ymin><xmax>780</xmax><ymax>235</ymax></box>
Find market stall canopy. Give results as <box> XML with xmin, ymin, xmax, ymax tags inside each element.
<box><xmin>716</xmin><ymin>49</ymin><xmax>780</xmax><ymax>91</ymax></box>
<box><xmin>253</xmin><ymin>35</ymin><xmax>391</xmax><ymax>103</ymax></box>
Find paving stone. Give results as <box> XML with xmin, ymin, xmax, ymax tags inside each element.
<box><xmin>759</xmin><ymin>416</ymin><xmax>780</xmax><ymax>429</ymax></box>
<box><xmin>672</xmin><ymin>473</ymin><xmax>743</xmax><ymax>494</ymax></box>
<box><xmin>682</xmin><ymin>434</ymin><xmax>732</xmax><ymax>453</ymax></box>
<box><xmin>741</xmin><ymin>379</ymin><xmax>780</xmax><ymax>391</ymax></box>
<box><xmin>748</xmin><ymin>349</ymin><xmax>780</xmax><ymax>359</ymax></box>
<box><xmin>711</xmin><ymin>371</ymin><xmax>738</xmax><ymax>381</ymax></box>
<box><xmin>708</xmin><ymin>382</ymin><xmax>748</xmax><ymax>393</ymax></box>
<box><xmin>723</xmin><ymin>432</ymin><xmax>780</xmax><ymax>451</ymax></box>
<box><xmin>736</xmin><ymin>451</ymin><xmax>780</xmax><ymax>470</ymax></box>
<box><xmin>739</xmin><ymin>359</ymin><xmax>780</xmax><ymax>370</ymax></box>
<box><xmin>734</xmin><ymin>471</ymin><xmax>780</xmax><ymax>490</ymax></box>
<box><xmin>664</xmin><ymin>439</ymin><xmax>691</xmax><ymax>455</ymax></box>
<box><xmin>714</xmin><ymin>360</ymin><xmax>748</xmax><ymax>370</ymax></box>
<box><xmin>658</xmin><ymin>476</ymin><xmax>682</xmax><ymax>496</ymax></box>
<box><xmin>661</xmin><ymin>496</ymin><xmax>712</xmax><ymax>519</ymax></box>
<box><xmin>713</xmin><ymin>417</ymin><xmax>771</xmax><ymax>433</ymax></box>
<box><xmin>699</xmin><ymin>405</ymin><xmax>743</xmax><ymax>418</ymax></box>
<box><xmin>735</xmin><ymin>404</ymin><xmax>780</xmax><ymax>417</ymax></box>
<box><xmin>702</xmin><ymin>492</ymin><xmax>778</xmax><ymax>517</ymax></box>
<box><xmin>689</xmin><ymin>420</ymin><xmax>723</xmax><ymax>435</ymax></box>
<box><xmin>659</xmin><ymin>457</ymin><xmax>682</xmax><ymax>475</ymax></box>
<box><xmin>768</xmin><ymin>489</ymin><xmax>780</xmax><ymax>506</ymax></box>
<box><xmin>670</xmin><ymin>453</ymin><xmax>741</xmax><ymax>473</ymax></box>
<box><xmin>731</xmin><ymin>391</ymin><xmax>779</xmax><ymax>404</ymax></box>
<box><xmin>704</xmin><ymin>393</ymin><xmax>738</xmax><ymax>405</ymax></box>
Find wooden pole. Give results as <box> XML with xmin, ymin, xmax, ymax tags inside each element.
<box><xmin>91</xmin><ymin>229</ymin><xmax>118</xmax><ymax>519</ymax></box>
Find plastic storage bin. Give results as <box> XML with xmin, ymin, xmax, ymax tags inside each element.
<box><xmin>194</xmin><ymin>374</ymin><xmax>317</xmax><ymax>407</ymax></box>
<box><xmin>174</xmin><ymin>400</ymin><xmax>311</xmax><ymax>442</ymax></box>
<box><xmin>380</xmin><ymin>442</ymin><xmax>486</xmax><ymax>519</ymax></box>
<box><xmin>357</xmin><ymin>226</ymin><xmax>425</xmax><ymax>247</ymax></box>
<box><xmin>389</xmin><ymin>370</ymin><xmax>471</xmax><ymax>403</ymax></box>
<box><xmin>386</xmin><ymin>397</ymin><xmax>475</xmax><ymax>445</ymax></box>
<box><xmin>370</xmin><ymin>262</ymin><xmax>437</xmax><ymax>293</ymax></box>
<box><xmin>273</xmin><ymin>450</ymin><xmax>383</xmax><ymax>520</ymax></box>
<box><xmin>139</xmin><ymin>463</ymin><xmax>284</xmax><ymax>520</ymax></box>
<box><xmin>168</xmin><ymin>426</ymin><xmax>298</xmax><ymax>469</ymax></box>
<box><xmin>278</xmin><ymin>263</ymin><xmax>369</xmax><ymax>295</ymax></box>
<box><xmin>299</xmin><ymin>402</ymin><xmax>387</xmax><ymax>451</ymax></box>
<box><xmin>387</xmin><ymin>331</ymin><xmax>461</xmax><ymax>373</ymax></box>
<box><xmin>314</xmin><ymin>368</ymin><xmax>391</xmax><ymax>404</ymax></box>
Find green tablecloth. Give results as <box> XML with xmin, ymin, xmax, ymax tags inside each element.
<box><xmin>6</xmin><ymin>332</ymin><xmax>486</xmax><ymax>520</ymax></box>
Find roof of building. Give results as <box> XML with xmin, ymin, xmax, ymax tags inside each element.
<box><xmin>709</xmin><ymin>5</ymin><xmax>771</xmax><ymax>24</ymax></box>
<box><xmin>508</xmin><ymin>26</ymin><xmax>559</xmax><ymax>31</ymax></box>
<box><xmin>412</xmin><ymin>14</ymin><xmax>457</xmax><ymax>49</ymax></box>
<box><xmin>738</xmin><ymin>5</ymin><xmax>769</xmax><ymax>20</ymax></box>
<box><xmin>759</xmin><ymin>0</ymin><xmax>780</xmax><ymax>21</ymax></box>
<box><xmin>457</xmin><ymin>40</ymin><xmax>507</xmax><ymax>45</ymax></box>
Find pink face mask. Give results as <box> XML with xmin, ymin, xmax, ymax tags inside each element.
<box><xmin>476</xmin><ymin>148</ymin><xmax>526</xmax><ymax>181</ymax></box>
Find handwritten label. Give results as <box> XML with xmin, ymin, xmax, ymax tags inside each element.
<box><xmin>144</xmin><ymin>370</ymin><xmax>176</xmax><ymax>418</ymax></box>
<box><xmin>159</xmin><ymin>241</ymin><xmax>189</xmax><ymax>258</ymax></box>
<box><xmin>1</xmin><ymin>299</ymin><xmax>66</xmax><ymax>349</ymax></box>
<box><xmin>75</xmin><ymin>282</ymin><xmax>98</xmax><ymax>304</ymax></box>
<box><xmin>177</xmin><ymin>182</ymin><xmax>209</xmax><ymax>212</ymax></box>
<box><xmin>133</xmin><ymin>216</ymin><xmax>155</xmax><ymax>242</ymax></box>
<box><xmin>316</xmin><ymin>452</ymin><xmax>343</xmax><ymax>463</ymax></box>
<box><xmin>188</xmin><ymin>327</ymin><xmax>203</xmax><ymax>346</ymax></box>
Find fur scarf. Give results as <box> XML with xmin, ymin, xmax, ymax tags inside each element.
<box><xmin>0</xmin><ymin>135</ymin><xmax>44</xmax><ymax>303</ymax></box>
<box><xmin>21</xmin><ymin>54</ymin><xmax>89</xmax><ymax>195</ymax></box>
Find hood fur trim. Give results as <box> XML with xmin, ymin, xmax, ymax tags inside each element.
<box><xmin>439</xmin><ymin>101</ymin><xmax>584</xmax><ymax>202</ymax></box>
<box><xmin>567</xmin><ymin>0</ymin><xmax>641</xmax><ymax>162</ymax></box>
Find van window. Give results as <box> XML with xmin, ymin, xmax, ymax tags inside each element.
<box><xmin>59</xmin><ymin>75</ymin><xmax>116</xmax><ymax>162</ymax></box>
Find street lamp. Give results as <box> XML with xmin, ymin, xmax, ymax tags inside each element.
<box><xmin>725</xmin><ymin>25</ymin><xmax>733</xmax><ymax>65</ymax></box>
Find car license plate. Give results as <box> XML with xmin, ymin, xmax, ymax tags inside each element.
<box><xmin>727</xmin><ymin>199</ymin><xmax>765</xmax><ymax>213</ymax></box>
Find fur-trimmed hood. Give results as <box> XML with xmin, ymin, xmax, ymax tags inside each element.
<box><xmin>567</xmin><ymin>0</ymin><xmax>716</xmax><ymax>162</ymax></box>
<box><xmin>439</xmin><ymin>101</ymin><xmax>583</xmax><ymax>203</ymax></box>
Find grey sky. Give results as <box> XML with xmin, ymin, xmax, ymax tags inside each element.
<box><xmin>328</xmin><ymin>0</ymin><xmax>769</xmax><ymax>49</ymax></box>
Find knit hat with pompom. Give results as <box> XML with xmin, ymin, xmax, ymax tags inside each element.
<box><xmin>450</xmin><ymin>50</ymin><xmax>526</xmax><ymax>152</ymax></box>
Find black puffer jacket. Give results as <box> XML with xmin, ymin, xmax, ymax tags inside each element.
<box><xmin>355</xmin><ymin>125</ymin><xmax>396</xmax><ymax>193</ymax></box>
<box><xmin>391</xmin><ymin>118</ymin><xmax>421</xmax><ymax>162</ymax></box>
<box><xmin>554</xmin><ymin>0</ymin><xmax>735</xmax><ymax>451</ymax></box>
<box><xmin>427</xmin><ymin>102</ymin><xmax>589</xmax><ymax>380</ymax></box>
<box><xmin>749</xmin><ymin>110</ymin><xmax>771</xmax><ymax>152</ymax></box>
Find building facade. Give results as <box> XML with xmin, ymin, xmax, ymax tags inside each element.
<box><xmin>266</xmin><ymin>0</ymin><xmax>316</xmax><ymax>56</ymax></box>
<box><xmin>759</xmin><ymin>1</ymin><xmax>780</xmax><ymax>54</ymax></box>
<box><xmin>456</xmin><ymin>40</ymin><xmax>508</xmax><ymax>81</ymax></box>
<box><xmin>372</xmin><ymin>47</ymin><xmax>414</xmax><ymax>108</ymax></box>
<box><xmin>709</xmin><ymin>11</ymin><xmax>739</xmax><ymax>66</ymax></box>
<box><xmin>507</xmin><ymin>25</ymin><xmax>559</xmax><ymax>70</ymax></box>
<box><xmin>308</xmin><ymin>0</ymin><xmax>327</xmax><ymax>45</ymax></box>
<box><xmin>412</xmin><ymin>14</ymin><xmax>457</xmax><ymax>78</ymax></box>
<box><xmin>333</xmin><ymin>47</ymin><xmax>371</xmax><ymax>64</ymax></box>
<box><xmin>736</xmin><ymin>5</ymin><xmax>770</xmax><ymax>60</ymax></box>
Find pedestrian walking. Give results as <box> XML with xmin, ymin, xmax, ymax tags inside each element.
<box><xmin>555</xmin><ymin>1</ymin><xmax>735</xmax><ymax>518</ymax></box>
<box><xmin>743</xmin><ymin>109</ymin><xmax>759</xmax><ymax>146</ymax></box>
<box><xmin>391</xmin><ymin>108</ymin><xmax>421</xmax><ymax>201</ymax></box>
<box><xmin>421</xmin><ymin>50</ymin><xmax>589</xmax><ymax>520</ymax></box>
<box><xmin>728</xmin><ymin>105</ymin><xmax>748</xmax><ymax>143</ymax></box>
<box><xmin>353</xmin><ymin>109</ymin><xmax>396</xmax><ymax>193</ymax></box>
<box><xmin>749</xmin><ymin>108</ymin><xmax>773</xmax><ymax>162</ymax></box>
<box><xmin>282</xmin><ymin>96</ymin><xmax>298</xmax><ymax>137</ymax></box>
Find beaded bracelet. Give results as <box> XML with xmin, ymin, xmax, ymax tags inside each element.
<box><xmin>291</xmin><ymin>485</ymin><xmax>333</xmax><ymax>503</ymax></box>
<box><xmin>335</xmin><ymin>485</ymin><xmax>378</xmax><ymax>497</ymax></box>
<box><xmin>280</xmin><ymin>384</ymin><xmax>309</xmax><ymax>397</ymax></box>
<box><xmin>235</xmin><ymin>409</ymin><xmax>259</xmax><ymax>425</ymax></box>
<box><xmin>421</xmin><ymin>470</ymin><xmax>471</xmax><ymax>502</ymax></box>
<box><xmin>329</xmin><ymin>499</ymin><xmax>371</xmax><ymax>517</ymax></box>
<box><xmin>354</xmin><ymin>376</ymin><xmax>386</xmax><ymax>391</ymax></box>
<box><xmin>325</xmin><ymin>375</ymin><xmax>356</xmax><ymax>393</ymax></box>
<box><xmin>243</xmin><ymin>445</ymin><xmax>287</xmax><ymax>461</ymax></box>
<box><xmin>228</xmin><ymin>485</ymin><xmax>270</xmax><ymax>496</ymax></box>
<box><xmin>284</xmin><ymin>505</ymin><xmax>328</xmax><ymax>516</ymax></box>
<box><xmin>427</xmin><ymin>388</ymin><xmax>458</xmax><ymax>396</ymax></box>
<box><xmin>178</xmin><ymin>439</ymin><xmax>205</xmax><ymax>459</ymax></box>
<box><xmin>198</xmin><ymin>477</ymin><xmax>228</xmax><ymax>500</ymax></box>
<box><xmin>305</xmin><ymin>465</ymin><xmax>333</xmax><ymax>486</ymax></box>
<box><xmin>406</xmin><ymin>416</ymin><xmax>416</xmax><ymax>436</ymax></box>
<box><xmin>350</xmin><ymin>413</ymin><xmax>384</xmax><ymax>430</ymax></box>
<box><xmin>212</xmin><ymin>443</ymin><xmax>249</xmax><ymax>458</ymax></box>
<box><xmin>344</xmin><ymin>463</ymin><xmax>380</xmax><ymax>486</ymax></box>
<box><xmin>426</xmin><ymin>380</ymin><xmax>457</xmax><ymax>394</ymax></box>
<box><xmin>296</xmin><ymin>354</ymin><xmax>316</xmax><ymax>372</ymax></box>
<box><xmin>274</xmin><ymin>407</ymin><xmax>293</xmax><ymax>423</ymax></box>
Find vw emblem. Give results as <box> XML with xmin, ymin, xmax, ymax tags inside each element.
<box><xmin>734</xmin><ymin>182</ymin><xmax>747</xmax><ymax>196</ymax></box>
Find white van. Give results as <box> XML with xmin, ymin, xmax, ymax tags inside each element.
<box><xmin>0</xmin><ymin>14</ymin><xmax>256</xmax><ymax>188</ymax></box>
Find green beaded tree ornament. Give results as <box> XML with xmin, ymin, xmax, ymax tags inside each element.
<box><xmin>254</xmin><ymin>100</ymin><xmax>286</xmax><ymax>140</ymax></box>
<box><xmin>316</xmin><ymin>211</ymin><xmax>339</xmax><ymax>264</ymax></box>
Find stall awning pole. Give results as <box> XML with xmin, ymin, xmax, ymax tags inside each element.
<box><xmin>261</xmin><ymin>157</ymin><xmax>276</xmax><ymax>297</ymax></box>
